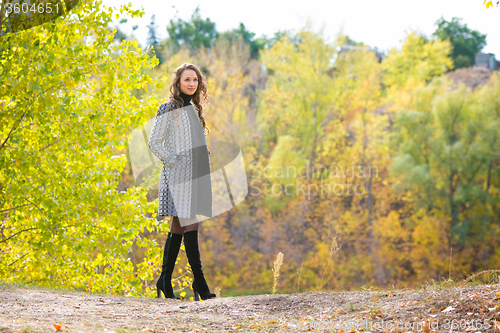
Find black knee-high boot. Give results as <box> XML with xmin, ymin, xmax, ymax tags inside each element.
<box><xmin>183</xmin><ymin>230</ymin><xmax>216</xmax><ymax>301</ymax></box>
<box><xmin>156</xmin><ymin>231</ymin><xmax>183</xmax><ymax>299</ymax></box>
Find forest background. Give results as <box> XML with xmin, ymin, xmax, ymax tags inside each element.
<box><xmin>1</xmin><ymin>0</ymin><xmax>499</xmax><ymax>299</ymax></box>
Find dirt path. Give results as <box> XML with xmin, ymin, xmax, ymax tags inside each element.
<box><xmin>1</xmin><ymin>284</ymin><xmax>499</xmax><ymax>332</ymax></box>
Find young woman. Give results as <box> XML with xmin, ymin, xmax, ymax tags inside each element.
<box><xmin>148</xmin><ymin>63</ymin><xmax>215</xmax><ymax>301</ymax></box>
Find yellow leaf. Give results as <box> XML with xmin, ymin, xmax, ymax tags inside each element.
<box><xmin>180</xmin><ymin>291</ymin><xmax>186</xmax><ymax>297</ymax></box>
<box><xmin>486</xmin><ymin>0</ymin><xmax>493</xmax><ymax>7</ymax></box>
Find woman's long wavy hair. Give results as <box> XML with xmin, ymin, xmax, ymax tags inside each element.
<box><xmin>168</xmin><ymin>63</ymin><xmax>210</xmax><ymax>135</ymax></box>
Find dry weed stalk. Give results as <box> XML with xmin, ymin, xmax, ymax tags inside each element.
<box><xmin>316</xmin><ymin>225</ymin><xmax>342</xmax><ymax>291</ymax></box>
<box><xmin>272</xmin><ymin>252</ymin><xmax>284</xmax><ymax>294</ymax></box>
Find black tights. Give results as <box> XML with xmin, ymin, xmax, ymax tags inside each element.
<box><xmin>169</xmin><ymin>216</ymin><xmax>199</xmax><ymax>234</ymax></box>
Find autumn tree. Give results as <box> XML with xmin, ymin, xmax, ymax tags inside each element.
<box><xmin>381</xmin><ymin>30</ymin><xmax>454</xmax><ymax>114</ymax></box>
<box><xmin>390</xmin><ymin>74</ymin><xmax>500</xmax><ymax>272</ymax></box>
<box><xmin>0</xmin><ymin>0</ymin><xmax>173</xmax><ymax>296</ymax></box>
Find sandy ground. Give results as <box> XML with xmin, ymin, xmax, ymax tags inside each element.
<box><xmin>1</xmin><ymin>284</ymin><xmax>500</xmax><ymax>332</ymax></box>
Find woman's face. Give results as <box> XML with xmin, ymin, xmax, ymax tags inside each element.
<box><xmin>179</xmin><ymin>69</ymin><xmax>199</xmax><ymax>95</ymax></box>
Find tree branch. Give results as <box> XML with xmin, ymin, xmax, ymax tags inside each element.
<box><xmin>0</xmin><ymin>203</ymin><xmax>31</xmax><ymax>213</ymax></box>
<box><xmin>0</xmin><ymin>110</ymin><xmax>27</xmax><ymax>152</ymax></box>
<box><xmin>38</xmin><ymin>139</ymin><xmax>60</xmax><ymax>152</ymax></box>
<box><xmin>7</xmin><ymin>250</ymin><xmax>34</xmax><ymax>267</ymax></box>
<box><xmin>0</xmin><ymin>227</ymin><xmax>37</xmax><ymax>244</ymax></box>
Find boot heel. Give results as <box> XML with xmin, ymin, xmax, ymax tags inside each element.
<box><xmin>192</xmin><ymin>279</ymin><xmax>200</xmax><ymax>301</ymax></box>
<box><xmin>157</xmin><ymin>287</ymin><xmax>161</xmax><ymax>298</ymax></box>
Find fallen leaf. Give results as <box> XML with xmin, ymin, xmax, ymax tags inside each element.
<box><xmin>441</xmin><ymin>306</ymin><xmax>455</xmax><ymax>313</ymax></box>
<box><xmin>53</xmin><ymin>322</ymin><xmax>62</xmax><ymax>331</ymax></box>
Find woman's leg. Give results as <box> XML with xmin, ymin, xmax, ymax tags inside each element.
<box><xmin>170</xmin><ymin>216</ymin><xmax>185</xmax><ymax>234</ymax></box>
<box><xmin>182</xmin><ymin>218</ymin><xmax>215</xmax><ymax>300</ymax></box>
<box><xmin>157</xmin><ymin>216</ymin><xmax>183</xmax><ymax>299</ymax></box>
<box><xmin>178</xmin><ymin>215</ymin><xmax>200</xmax><ymax>230</ymax></box>
<box><xmin>171</xmin><ymin>216</ymin><xmax>199</xmax><ymax>232</ymax></box>
<box><xmin>184</xmin><ymin>218</ymin><xmax>199</xmax><ymax>232</ymax></box>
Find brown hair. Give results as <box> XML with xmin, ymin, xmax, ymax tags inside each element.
<box><xmin>168</xmin><ymin>63</ymin><xmax>210</xmax><ymax>135</ymax></box>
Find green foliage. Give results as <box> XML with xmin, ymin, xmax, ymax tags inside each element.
<box><xmin>158</xmin><ymin>7</ymin><xmax>278</xmax><ymax>63</ymax></box>
<box><xmin>146</xmin><ymin>14</ymin><xmax>164</xmax><ymax>66</ymax></box>
<box><xmin>433</xmin><ymin>17</ymin><xmax>487</xmax><ymax>70</ymax></box>
<box><xmin>0</xmin><ymin>0</ymin><xmax>168</xmax><ymax>296</ymax></box>
<box><xmin>163</xmin><ymin>6</ymin><xmax>218</xmax><ymax>55</ymax></box>
<box><xmin>0</xmin><ymin>0</ymin><xmax>79</xmax><ymax>36</ymax></box>
<box><xmin>218</xmin><ymin>22</ymin><xmax>268</xmax><ymax>60</ymax></box>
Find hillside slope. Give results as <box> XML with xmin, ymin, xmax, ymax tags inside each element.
<box><xmin>1</xmin><ymin>284</ymin><xmax>499</xmax><ymax>332</ymax></box>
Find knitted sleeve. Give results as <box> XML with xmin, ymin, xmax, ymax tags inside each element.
<box><xmin>148</xmin><ymin>102</ymin><xmax>177</xmax><ymax>167</ymax></box>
